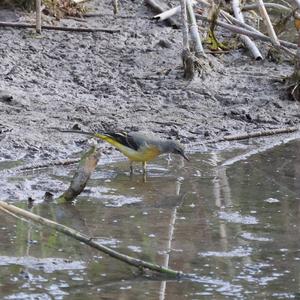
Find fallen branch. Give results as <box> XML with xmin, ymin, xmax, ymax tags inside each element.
<box><xmin>0</xmin><ymin>22</ymin><xmax>120</xmax><ymax>33</ymax></box>
<box><xmin>195</xmin><ymin>14</ymin><xmax>297</xmax><ymax>50</ymax></box>
<box><xmin>223</xmin><ymin>127</ymin><xmax>298</xmax><ymax>141</ymax></box>
<box><xmin>0</xmin><ymin>200</ymin><xmax>194</xmax><ymax>278</ymax></box>
<box><xmin>231</xmin><ymin>0</ymin><xmax>262</xmax><ymax>59</ymax></box>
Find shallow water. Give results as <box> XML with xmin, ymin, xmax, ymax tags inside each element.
<box><xmin>0</xmin><ymin>140</ymin><xmax>300</xmax><ymax>299</ymax></box>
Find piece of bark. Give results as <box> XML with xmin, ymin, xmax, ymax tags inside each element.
<box><xmin>58</xmin><ymin>146</ymin><xmax>101</xmax><ymax>202</ymax></box>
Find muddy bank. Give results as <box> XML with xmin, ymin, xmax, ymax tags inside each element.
<box><xmin>0</xmin><ymin>0</ymin><xmax>299</xmax><ymax>163</ymax></box>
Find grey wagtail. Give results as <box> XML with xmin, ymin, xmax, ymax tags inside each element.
<box><xmin>60</xmin><ymin>130</ymin><xmax>189</xmax><ymax>173</ymax></box>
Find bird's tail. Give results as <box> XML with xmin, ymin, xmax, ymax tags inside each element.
<box><xmin>56</xmin><ymin>128</ymin><xmax>108</xmax><ymax>141</ymax></box>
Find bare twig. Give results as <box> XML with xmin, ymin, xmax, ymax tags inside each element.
<box><xmin>223</xmin><ymin>127</ymin><xmax>298</xmax><ymax>141</ymax></box>
<box><xmin>0</xmin><ymin>22</ymin><xmax>120</xmax><ymax>33</ymax></box>
<box><xmin>231</xmin><ymin>0</ymin><xmax>262</xmax><ymax>59</ymax></box>
<box><xmin>257</xmin><ymin>0</ymin><xmax>280</xmax><ymax>46</ymax></box>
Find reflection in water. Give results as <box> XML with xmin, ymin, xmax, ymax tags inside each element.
<box><xmin>1</xmin><ymin>140</ymin><xmax>300</xmax><ymax>299</ymax></box>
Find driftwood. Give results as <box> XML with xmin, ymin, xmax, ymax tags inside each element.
<box><xmin>0</xmin><ymin>200</ymin><xmax>196</xmax><ymax>278</ymax></box>
<box><xmin>231</xmin><ymin>0</ymin><xmax>262</xmax><ymax>59</ymax></box>
<box><xmin>0</xmin><ymin>22</ymin><xmax>120</xmax><ymax>33</ymax></box>
<box><xmin>58</xmin><ymin>146</ymin><xmax>101</xmax><ymax>202</ymax></box>
<box><xmin>223</xmin><ymin>127</ymin><xmax>298</xmax><ymax>141</ymax></box>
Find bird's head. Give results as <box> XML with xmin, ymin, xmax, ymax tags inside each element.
<box><xmin>169</xmin><ymin>141</ymin><xmax>189</xmax><ymax>161</ymax></box>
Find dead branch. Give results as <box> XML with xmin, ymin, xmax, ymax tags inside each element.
<box><xmin>0</xmin><ymin>22</ymin><xmax>120</xmax><ymax>33</ymax></box>
<box><xmin>0</xmin><ymin>200</ymin><xmax>194</xmax><ymax>278</ymax></box>
<box><xmin>223</xmin><ymin>127</ymin><xmax>298</xmax><ymax>141</ymax></box>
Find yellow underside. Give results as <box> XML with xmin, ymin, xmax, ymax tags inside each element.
<box><xmin>94</xmin><ymin>133</ymin><xmax>160</xmax><ymax>162</ymax></box>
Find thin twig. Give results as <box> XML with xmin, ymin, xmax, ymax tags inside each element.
<box><xmin>223</xmin><ymin>127</ymin><xmax>298</xmax><ymax>141</ymax></box>
<box><xmin>0</xmin><ymin>22</ymin><xmax>120</xmax><ymax>33</ymax></box>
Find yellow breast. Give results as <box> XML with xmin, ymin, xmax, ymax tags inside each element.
<box><xmin>94</xmin><ymin>133</ymin><xmax>161</xmax><ymax>162</ymax></box>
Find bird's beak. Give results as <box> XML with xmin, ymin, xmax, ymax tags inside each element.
<box><xmin>181</xmin><ymin>152</ymin><xmax>189</xmax><ymax>161</ymax></box>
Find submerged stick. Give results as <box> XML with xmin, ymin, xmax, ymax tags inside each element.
<box><xmin>223</xmin><ymin>127</ymin><xmax>298</xmax><ymax>141</ymax></box>
<box><xmin>231</xmin><ymin>0</ymin><xmax>262</xmax><ymax>59</ymax></box>
<box><xmin>58</xmin><ymin>146</ymin><xmax>101</xmax><ymax>202</ymax></box>
<box><xmin>0</xmin><ymin>201</ymin><xmax>189</xmax><ymax>278</ymax></box>
<box><xmin>0</xmin><ymin>22</ymin><xmax>120</xmax><ymax>33</ymax></box>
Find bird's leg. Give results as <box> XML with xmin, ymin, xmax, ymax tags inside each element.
<box><xmin>142</xmin><ymin>161</ymin><xmax>147</xmax><ymax>174</ymax></box>
<box><xmin>129</xmin><ymin>161</ymin><xmax>134</xmax><ymax>175</ymax></box>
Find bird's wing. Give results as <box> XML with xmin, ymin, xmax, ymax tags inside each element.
<box><xmin>104</xmin><ymin>132</ymin><xmax>140</xmax><ymax>151</ymax></box>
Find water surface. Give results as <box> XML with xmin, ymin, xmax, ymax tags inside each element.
<box><xmin>0</xmin><ymin>140</ymin><xmax>300</xmax><ymax>299</ymax></box>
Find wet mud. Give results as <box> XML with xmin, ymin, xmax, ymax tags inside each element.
<box><xmin>0</xmin><ymin>1</ymin><xmax>299</xmax><ymax>163</ymax></box>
